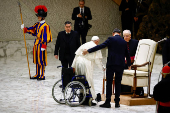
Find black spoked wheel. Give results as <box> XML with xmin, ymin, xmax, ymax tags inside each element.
<box><xmin>64</xmin><ymin>81</ymin><xmax>86</xmax><ymax>107</ymax></box>
<box><xmin>52</xmin><ymin>79</ymin><xmax>65</xmax><ymax>104</ymax></box>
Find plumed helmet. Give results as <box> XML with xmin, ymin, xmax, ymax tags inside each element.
<box><xmin>162</xmin><ymin>66</ymin><xmax>170</xmax><ymax>77</ymax></box>
<box><xmin>34</xmin><ymin>5</ymin><xmax>47</xmax><ymax>18</ymax></box>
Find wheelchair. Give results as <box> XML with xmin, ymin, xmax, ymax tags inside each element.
<box><xmin>52</xmin><ymin>66</ymin><xmax>93</xmax><ymax>107</ymax></box>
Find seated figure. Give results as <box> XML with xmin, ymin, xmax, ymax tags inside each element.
<box><xmin>72</xmin><ymin>36</ymin><xmax>105</xmax><ymax>100</ymax></box>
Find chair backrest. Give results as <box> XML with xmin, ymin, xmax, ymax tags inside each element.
<box><xmin>133</xmin><ymin>39</ymin><xmax>157</xmax><ymax>72</ymax></box>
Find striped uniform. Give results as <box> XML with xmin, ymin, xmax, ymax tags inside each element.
<box><xmin>25</xmin><ymin>22</ymin><xmax>52</xmax><ymax>79</ymax></box>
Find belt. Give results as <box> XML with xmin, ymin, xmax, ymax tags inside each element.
<box><xmin>159</xmin><ymin>101</ymin><xmax>170</xmax><ymax>107</ymax></box>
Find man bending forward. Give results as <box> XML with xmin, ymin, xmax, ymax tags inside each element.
<box><xmin>72</xmin><ymin>36</ymin><xmax>105</xmax><ymax>100</ymax></box>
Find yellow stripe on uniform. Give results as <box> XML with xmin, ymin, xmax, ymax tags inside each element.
<box><xmin>38</xmin><ymin>44</ymin><xmax>40</xmax><ymax>65</ymax></box>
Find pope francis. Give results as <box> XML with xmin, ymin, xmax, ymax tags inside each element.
<box><xmin>72</xmin><ymin>36</ymin><xmax>105</xmax><ymax>100</ymax></box>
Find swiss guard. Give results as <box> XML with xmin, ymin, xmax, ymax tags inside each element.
<box><xmin>21</xmin><ymin>5</ymin><xmax>52</xmax><ymax>80</ymax></box>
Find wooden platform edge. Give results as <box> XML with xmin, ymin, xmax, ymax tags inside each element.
<box><xmin>101</xmin><ymin>94</ymin><xmax>156</xmax><ymax>106</ymax></box>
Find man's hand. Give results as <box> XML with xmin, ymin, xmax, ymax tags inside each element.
<box><xmin>128</xmin><ymin>66</ymin><xmax>131</xmax><ymax>70</ymax></box>
<box><xmin>134</xmin><ymin>17</ymin><xmax>138</xmax><ymax>22</ymax></box>
<box><xmin>82</xmin><ymin>49</ymin><xmax>88</xmax><ymax>55</ymax></box>
<box><xmin>125</xmin><ymin>8</ymin><xmax>129</xmax><ymax>11</ymax></box>
<box><xmin>54</xmin><ymin>55</ymin><xmax>58</xmax><ymax>59</ymax></box>
<box><xmin>77</xmin><ymin>13</ymin><xmax>82</xmax><ymax>18</ymax></box>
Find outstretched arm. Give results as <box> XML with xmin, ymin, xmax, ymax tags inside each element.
<box><xmin>88</xmin><ymin>38</ymin><xmax>110</xmax><ymax>53</ymax></box>
<box><xmin>82</xmin><ymin>38</ymin><xmax>110</xmax><ymax>55</ymax></box>
<box><xmin>25</xmin><ymin>23</ymin><xmax>39</xmax><ymax>36</ymax></box>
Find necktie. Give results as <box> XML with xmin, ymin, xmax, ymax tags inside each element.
<box><xmin>81</xmin><ymin>8</ymin><xmax>84</xmax><ymax>25</ymax></box>
<box><xmin>81</xmin><ymin>8</ymin><xmax>83</xmax><ymax>15</ymax></box>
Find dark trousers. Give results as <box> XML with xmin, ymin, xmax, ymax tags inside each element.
<box><xmin>61</xmin><ymin>55</ymin><xmax>73</xmax><ymax>68</ymax></box>
<box><xmin>76</xmin><ymin>28</ymin><xmax>88</xmax><ymax>44</ymax></box>
<box><xmin>158</xmin><ymin>105</ymin><xmax>170</xmax><ymax>113</ymax></box>
<box><xmin>106</xmin><ymin>66</ymin><xmax>124</xmax><ymax>103</ymax></box>
<box><xmin>134</xmin><ymin>16</ymin><xmax>143</xmax><ymax>38</ymax></box>
<box><xmin>121</xmin><ymin>16</ymin><xmax>133</xmax><ymax>36</ymax></box>
<box><xmin>121</xmin><ymin>85</ymin><xmax>144</xmax><ymax>94</ymax></box>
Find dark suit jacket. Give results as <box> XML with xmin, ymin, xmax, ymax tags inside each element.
<box><xmin>119</xmin><ymin>0</ymin><xmax>135</xmax><ymax>18</ymax></box>
<box><xmin>88</xmin><ymin>35</ymin><xmax>131</xmax><ymax>68</ymax></box>
<box><xmin>72</xmin><ymin>6</ymin><xmax>92</xmax><ymax>31</ymax></box>
<box><xmin>128</xmin><ymin>39</ymin><xmax>138</xmax><ymax>56</ymax></box>
<box><xmin>54</xmin><ymin>30</ymin><xmax>81</xmax><ymax>61</ymax></box>
<box><xmin>162</xmin><ymin>38</ymin><xmax>170</xmax><ymax>65</ymax></box>
<box><xmin>153</xmin><ymin>75</ymin><xmax>170</xmax><ymax>102</ymax></box>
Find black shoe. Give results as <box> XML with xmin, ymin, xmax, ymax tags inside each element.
<box><xmin>79</xmin><ymin>93</ymin><xmax>84</xmax><ymax>103</ymax></box>
<box><xmin>115</xmin><ymin>103</ymin><xmax>120</xmax><ymax>108</ymax></box>
<box><xmin>30</xmin><ymin>76</ymin><xmax>38</xmax><ymax>79</ymax></box>
<box><xmin>100</xmin><ymin>102</ymin><xmax>111</xmax><ymax>108</ymax></box>
<box><xmin>59</xmin><ymin>85</ymin><xmax>62</xmax><ymax>88</ymax></box>
<box><xmin>37</xmin><ymin>78</ymin><xmax>45</xmax><ymax>80</ymax></box>
<box><xmin>96</xmin><ymin>93</ymin><xmax>101</xmax><ymax>102</ymax></box>
<box><xmin>139</xmin><ymin>91</ymin><xmax>144</xmax><ymax>96</ymax></box>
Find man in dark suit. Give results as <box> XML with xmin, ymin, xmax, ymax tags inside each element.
<box><xmin>72</xmin><ymin>0</ymin><xmax>92</xmax><ymax>44</ymax></box>
<box><xmin>54</xmin><ymin>21</ymin><xmax>81</xmax><ymax>68</ymax></box>
<box><xmin>134</xmin><ymin>0</ymin><xmax>149</xmax><ymax>39</ymax></box>
<box><xmin>83</xmin><ymin>28</ymin><xmax>131</xmax><ymax>108</ymax></box>
<box><xmin>121</xmin><ymin>30</ymin><xmax>144</xmax><ymax>96</ymax></box>
<box><xmin>119</xmin><ymin>0</ymin><xmax>135</xmax><ymax>34</ymax></box>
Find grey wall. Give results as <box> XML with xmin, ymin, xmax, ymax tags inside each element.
<box><xmin>0</xmin><ymin>0</ymin><xmax>121</xmax><ymax>57</ymax></box>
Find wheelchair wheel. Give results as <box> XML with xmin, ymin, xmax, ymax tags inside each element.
<box><xmin>52</xmin><ymin>79</ymin><xmax>65</xmax><ymax>104</ymax></box>
<box><xmin>64</xmin><ymin>81</ymin><xmax>86</xmax><ymax>107</ymax></box>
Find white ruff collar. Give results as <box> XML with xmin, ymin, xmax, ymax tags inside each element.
<box><xmin>40</xmin><ymin>20</ymin><xmax>45</xmax><ymax>24</ymax></box>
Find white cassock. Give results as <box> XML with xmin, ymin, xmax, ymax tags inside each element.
<box><xmin>72</xmin><ymin>41</ymin><xmax>103</xmax><ymax>99</ymax></box>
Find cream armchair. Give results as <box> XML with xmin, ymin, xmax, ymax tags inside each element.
<box><xmin>121</xmin><ymin>39</ymin><xmax>157</xmax><ymax>98</ymax></box>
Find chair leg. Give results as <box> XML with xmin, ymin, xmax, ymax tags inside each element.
<box><xmin>132</xmin><ymin>76</ymin><xmax>137</xmax><ymax>98</ymax></box>
<box><xmin>148</xmin><ymin>72</ymin><xmax>153</xmax><ymax>97</ymax></box>
<box><xmin>102</xmin><ymin>79</ymin><xmax>105</xmax><ymax>94</ymax></box>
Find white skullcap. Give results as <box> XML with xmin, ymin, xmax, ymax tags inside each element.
<box><xmin>123</xmin><ymin>30</ymin><xmax>131</xmax><ymax>35</ymax></box>
<box><xmin>91</xmin><ymin>36</ymin><xmax>99</xmax><ymax>41</ymax></box>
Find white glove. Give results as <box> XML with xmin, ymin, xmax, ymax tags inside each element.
<box><xmin>41</xmin><ymin>48</ymin><xmax>45</xmax><ymax>51</ymax></box>
<box><xmin>21</xmin><ymin>24</ymin><xmax>24</xmax><ymax>30</ymax></box>
<box><xmin>41</xmin><ymin>44</ymin><xmax>47</xmax><ymax>51</ymax></box>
